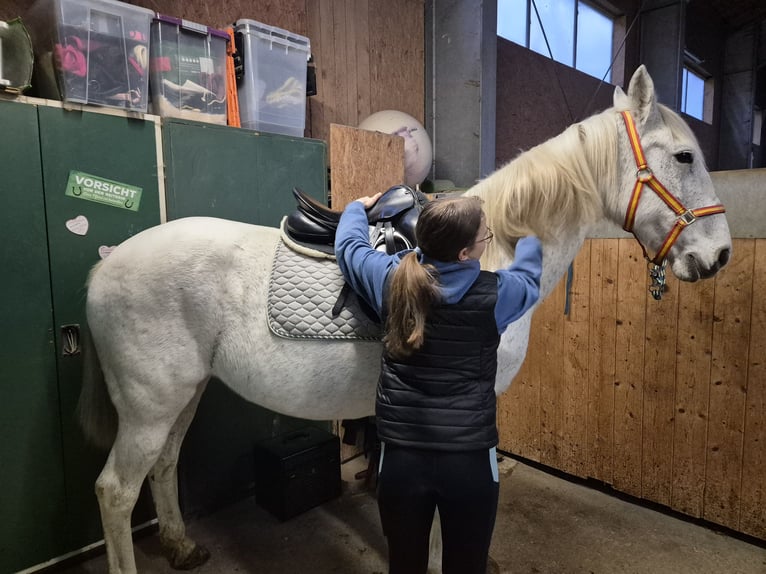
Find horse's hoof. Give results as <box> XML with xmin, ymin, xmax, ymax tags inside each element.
<box><xmin>170</xmin><ymin>544</ymin><xmax>211</xmax><ymax>570</ymax></box>
<box><xmin>487</xmin><ymin>555</ymin><xmax>501</xmax><ymax>574</ymax></box>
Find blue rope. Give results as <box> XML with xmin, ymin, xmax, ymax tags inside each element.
<box><xmin>564</xmin><ymin>263</ymin><xmax>574</xmax><ymax>316</ymax></box>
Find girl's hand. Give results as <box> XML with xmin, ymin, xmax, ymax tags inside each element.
<box><xmin>356</xmin><ymin>192</ymin><xmax>383</xmax><ymax>209</ymax></box>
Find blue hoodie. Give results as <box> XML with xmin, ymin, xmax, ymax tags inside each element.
<box><xmin>335</xmin><ymin>201</ymin><xmax>543</xmax><ymax>333</ymax></box>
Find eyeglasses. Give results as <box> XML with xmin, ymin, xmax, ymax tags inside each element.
<box><xmin>476</xmin><ymin>227</ymin><xmax>494</xmax><ymax>244</ymax></box>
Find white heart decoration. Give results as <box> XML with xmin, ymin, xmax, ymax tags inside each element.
<box><xmin>98</xmin><ymin>245</ymin><xmax>116</xmax><ymax>259</ymax></box>
<box><xmin>65</xmin><ymin>215</ymin><xmax>89</xmax><ymax>236</ymax></box>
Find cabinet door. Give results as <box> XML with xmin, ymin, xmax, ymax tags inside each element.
<box><xmin>0</xmin><ymin>101</ymin><xmax>67</xmax><ymax>572</ymax></box>
<box><xmin>161</xmin><ymin>119</ymin><xmax>328</xmax><ymax>514</ymax></box>
<box><xmin>37</xmin><ymin>105</ymin><xmax>163</xmax><ymax>552</ymax></box>
<box><xmin>162</xmin><ymin>118</ymin><xmax>327</xmax><ymax>224</ymax></box>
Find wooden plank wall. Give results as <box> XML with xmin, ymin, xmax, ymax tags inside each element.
<box><xmin>498</xmin><ymin>238</ymin><xmax>766</xmax><ymax>541</ymax></box>
<box><xmin>306</xmin><ymin>0</ymin><xmax>425</xmax><ymax>143</ymax></box>
<box><xmin>6</xmin><ymin>0</ymin><xmax>425</xmax><ymax>142</ymax></box>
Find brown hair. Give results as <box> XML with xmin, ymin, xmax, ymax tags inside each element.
<box><xmin>384</xmin><ymin>196</ymin><xmax>484</xmax><ymax>359</ymax></box>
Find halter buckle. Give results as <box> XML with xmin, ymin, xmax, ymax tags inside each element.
<box><xmin>636</xmin><ymin>166</ymin><xmax>653</xmax><ymax>182</ymax></box>
<box><xmin>678</xmin><ymin>209</ymin><xmax>696</xmax><ymax>226</ymax></box>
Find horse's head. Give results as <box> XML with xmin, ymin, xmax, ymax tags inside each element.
<box><xmin>612</xmin><ymin>65</ymin><xmax>732</xmax><ymax>282</ymax></box>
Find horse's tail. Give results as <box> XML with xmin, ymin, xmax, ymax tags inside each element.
<box><xmin>76</xmin><ymin>324</ymin><xmax>118</xmax><ymax>450</ymax></box>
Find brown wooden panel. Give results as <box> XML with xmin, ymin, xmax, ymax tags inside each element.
<box><xmin>671</xmin><ymin>276</ymin><xmax>715</xmax><ymax>518</ymax></box>
<box><xmin>539</xmin><ymin>274</ymin><xmax>567</xmax><ymax>469</ymax></box>
<box><xmin>307</xmin><ymin>0</ymin><xmax>423</xmax><ymax>141</ymax></box>
<box><xmin>560</xmin><ymin>245</ymin><xmax>591</xmax><ymax>477</ymax></box>
<box><xmin>499</xmin><ymin>311</ymin><xmax>542</xmax><ymax>461</ymax></box>
<box><xmin>704</xmin><ymin>238</ymin><xmax>754</xmax><ymax>530</ymax></box>
<box><xmin>331</xmin><ymin>1</ymin><xmax>349</xmax><ymax>130</ymax></box>
<box><xmin>497</xmin><ymin>237</ymin><xmax>765</xmax><ymax>541</ymax></box>
<box><xmin>641</xmin><ymin>270</ymin><xmax>680</xmax><ymax>506</ymax></box>
<box><xmin>343</xmin><ymin>0</ymin><xmax>359</xmax><ymax>124</ymax></box>
<box><xmin>740</xmin><ymin>239</ymin><xmax>766</xmax><ymax>539</ymax></box>
<box><xmin>612</xmin><ymin>239</ymin><xmax>646</xmax><ymax>497</ymax></box>
<box><xmin>353</xmin><ymin>0</ymin><xmax>373</xmax><ymax>124</ymax></box>
<box><xmin>329</xmin><ymin>124</ymin><xmax>405</xmax><ymax>209</ymax></box>
<box><xmin>586</xmin><ymin>239</ymin><xmax>618</xmax><ymax>484</ymax></box>
<box><xmin>368</xmin><ymin>0</ymin><xmax>425</xmax><ymax>121</ymax></box>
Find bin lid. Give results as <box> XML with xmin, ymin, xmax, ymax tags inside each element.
<box><xmin>154</xmin><ymin>13</ymin><xmax>229</xmax><ymax>40</ymax></box>
<box><xmin>234</xmin><ymin>18</ymin><xmax>309</xmax><ymax>49</ymax></box>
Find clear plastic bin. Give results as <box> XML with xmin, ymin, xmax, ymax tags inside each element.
<box><xmin>149</xmin><ymin>15</ymin><xmax>228</xmax><ymax>125</ymax></box>
<box><xmin>50</xmin><ymin>0</ymin><xmax>153</xmax><ymax>111</ymax></box>
<box><xmin>234</xmin><ymin>19</ymin><xmax>310</xmax><ymax>137</ymax></box>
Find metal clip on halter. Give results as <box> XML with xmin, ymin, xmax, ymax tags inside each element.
<box><xmin>648</xmin><ymin>259</ymin><xmax>667</xmax><ymax>301</ymax></box>
<box><xmin>678</xmin><ymin>210</ymin><xmax>696</xmax><ymax>226</ymax></box>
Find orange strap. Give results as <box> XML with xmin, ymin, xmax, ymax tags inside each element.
<box><xmin>225</xmin><ymin>28</ymin><xmax>241</xmax><ymax>128</ymax></box>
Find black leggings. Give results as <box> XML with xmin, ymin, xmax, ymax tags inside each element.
<box><xmin>377</xmin><ymin>444</ymin><xmax>499</xmax><ymax>574</ymax></box>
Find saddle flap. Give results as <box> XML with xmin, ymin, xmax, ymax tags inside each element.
<box><xmin>366</xmin><ymin>185</ymin><xmax>416</xmax><ymax>221</ymax></box>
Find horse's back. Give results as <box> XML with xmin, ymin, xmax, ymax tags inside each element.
<box><xmin>86</xmin><ymin>217</ymin><xmax>279</xmax><ymax>361</ymax></box>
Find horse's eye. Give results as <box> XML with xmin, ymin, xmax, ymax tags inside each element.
<box><xmin>675</xmin><ymin>151</ymin><xmax>693</xmax><ymax>164</ymax></box>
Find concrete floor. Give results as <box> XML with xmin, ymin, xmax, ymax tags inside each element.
<box><xmin>50</xmin><ymin>456</ymin><xmax>766</xmax><ymax>574</ymax></box>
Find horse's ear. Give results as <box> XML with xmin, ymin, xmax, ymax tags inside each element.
<box><xmin>613</xmin><ymin>85</ymin><xmax>628</xmax><ymax>108</ymax></box>
<box><xmin>626</xmin><ymin>65</ymin><xmax>660</xmax><ymax>127</ymax></box>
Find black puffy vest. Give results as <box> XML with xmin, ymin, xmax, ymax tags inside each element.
<box><xmin>376</xmin><ymin>271</ymin><xmax>500</xmax><ymax>451</ymax></box>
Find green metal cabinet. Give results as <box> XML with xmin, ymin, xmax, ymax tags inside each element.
<box><xmin>162</xmin><ymin>118</ymin><xmax>327</xmax><ymax>224</ymax></box>
<box><xmin>161</xmin><ymin>119</ymin><xmax>330</xmax><ymax>515</ymax></box>
<box><xmin>1</xmin><ymin>104</ymin><xmax>330</xmax><ymax>571</ymax></box>
<box><xmin>0</xmin><ymin>99</ymin><xmax>67</xmax><ymax>574</ymax></box>
<box><xmin>0</xmin><ymin>99</ymin><xmax>162</xmax><ymax>572</ymax></box>
<box><xmin>38</xmin><ymin>105</ymin><xmax>163</xmax><ymax>553</ymax></box>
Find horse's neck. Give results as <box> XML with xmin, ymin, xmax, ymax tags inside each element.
<box><xmin>539</xmin><ymin>229</ymin><xmax>588</xmax><ymax>301</ymax></box>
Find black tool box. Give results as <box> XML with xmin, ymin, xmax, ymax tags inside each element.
<box><xmin>254</xmin><ymin>426</ymin><xmax>342</xmax><ymax>520</ymax></box>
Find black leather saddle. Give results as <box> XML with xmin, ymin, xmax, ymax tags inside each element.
<box><xmin>285</xmin><ymin>184</ymin><xmax>427</xmax><ymax>255</ymax></box>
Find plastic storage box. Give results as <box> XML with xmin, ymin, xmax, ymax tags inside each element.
<box><xmin>234</xmin><ymin>19</ymin><xmax>310</xmax><ymax>137</ymax></box>
<box><xmin>254</xmin><ymin>426</ymin><xmax>341</xmax><ymax>520</ymax></box>
<box><xmin>149</xmin><ymin>15</ymin><xmax>228</xmax><ymax>125</ymax></box>
<box><xmin>48</xmin><ymin>0</ymin><xmax>153</xmax><ymax>111</ymax></box>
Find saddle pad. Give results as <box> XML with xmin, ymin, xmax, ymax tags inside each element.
<box><xmin>268</xmin><ymin>240</ymin><xmax>383</xmax><ymax>340</ymax></box>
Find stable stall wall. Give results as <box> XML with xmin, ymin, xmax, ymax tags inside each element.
<box><xmin>497</xmin><ymin>169</ymin><xmax>766</xmax><ymax>542</ymax></box>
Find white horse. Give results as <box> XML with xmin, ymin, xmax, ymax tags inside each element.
<box><xmin>79</xmin><ymin>65</ymin><xmax>731</xmax><ymax>574</ymax></box>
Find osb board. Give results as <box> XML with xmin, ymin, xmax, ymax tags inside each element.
<box><xmin>329</xmin><ymin>123</ymin><xmax>405</xmax><ymax>210</ymax></box>
<box><xmin>497</xmin><ymin>238</ymin><xmax>766</xmax><ymax>541</ymax></box>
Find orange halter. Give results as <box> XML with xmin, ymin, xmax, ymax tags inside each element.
<box><xmin>620</xmin><ymin>110</ymin><xmax>725</xmax><ymax>266</ymax></box>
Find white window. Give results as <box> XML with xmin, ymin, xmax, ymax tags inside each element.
<box><xmin>497</xmin><ymin>0</ymin><xmax>619</xmax><ymax>83</ymax></box>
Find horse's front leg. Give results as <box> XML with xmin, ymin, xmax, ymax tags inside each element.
<box><xmin>148</xmin><ymin>380</ymin><xmax>210</xmax><ymax>570</ymax></box>
<box><xmin>97</xmin><ymin>421</ymin><xmax>175</xmax><ymax>574</ymax></box>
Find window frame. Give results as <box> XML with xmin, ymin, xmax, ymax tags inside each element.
<box><xmin>681</xmin><ymin>52</ymin><xmax>714</xmax><ymax>124</ymax></box>
<box><xmin>498</xmin><ymin>0</ymin><xmax>622</xmax><ymax>84</ymax></box>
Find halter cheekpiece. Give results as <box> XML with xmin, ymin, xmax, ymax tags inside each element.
<box><xmin>620</xmin><ymin>111</ymin><xmax>725</xmax><ymax>300</ymax></box>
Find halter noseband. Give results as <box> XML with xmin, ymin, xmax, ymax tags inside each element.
<box><xmin>620</xmin><ymin>111</ymin><xmax>725</xmax><ymax>299</ymax></box>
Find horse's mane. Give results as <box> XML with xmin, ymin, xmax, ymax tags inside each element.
<box><xmin>466</xmin><ymin>108</ymin><xmax>620</xmax><ymax>269</ymax></box>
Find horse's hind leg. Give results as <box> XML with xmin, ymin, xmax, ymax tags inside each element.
<box><xmin>97</xmin><ymin>419</ymin><xmax>177</xmax><ymax>574</ymax></box>
<box><xmin>148</xmin><ymin>379</ymin><xmax>210</xmax><ymax>570</ymax></box>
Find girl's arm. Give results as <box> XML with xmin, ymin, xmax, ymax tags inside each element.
<box><xmin>494</xmin><ymin>236</ymin><xmax>543</xmax><ymax>332</ymax></box>
<box><xmin>334</xmin><ymin>198</ymin><xmax>394</xmax><ymax>316</ymax></box>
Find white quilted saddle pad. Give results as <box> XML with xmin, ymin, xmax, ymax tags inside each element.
<box><xmin>267</xmin><ymin>240</ymin><xmax>383</xmax><ymax>340</ymax></box>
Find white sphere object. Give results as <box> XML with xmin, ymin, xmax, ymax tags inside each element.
<box><xmin>358</xmin><ymin>110</ymin><xmax>433</xmax><ymax>187</ymax></box>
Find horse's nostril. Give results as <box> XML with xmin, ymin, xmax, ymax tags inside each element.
<box><xmin>718</xmin><ymin>248</ymin><xmax>731</xmax><ymax>267</ymax></box>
